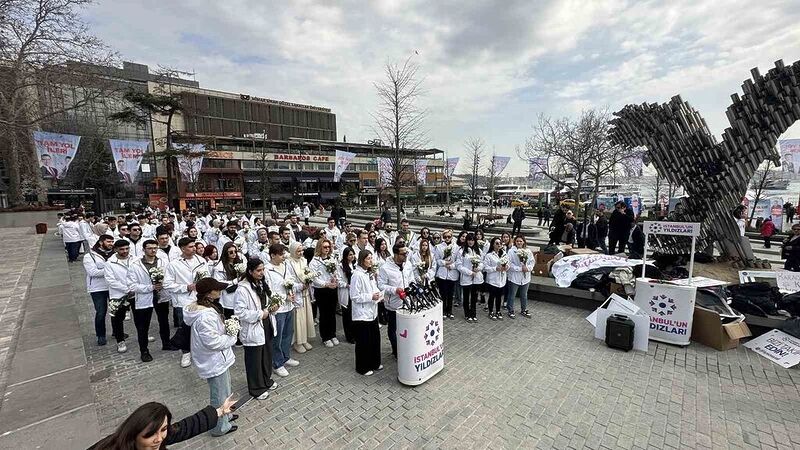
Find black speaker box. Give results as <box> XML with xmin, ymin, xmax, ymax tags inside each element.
<box><xmin>605</xmin><ymin>314</ymin><xmax>635</xmax><ymax>352</ymax></box>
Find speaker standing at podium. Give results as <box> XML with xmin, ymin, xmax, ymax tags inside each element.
<box><xmin>377</xmin><ymin>242</ymin><xmax>414</xmax><ymax>358</ymax></box>
<box><xmin>349</xmin><ymin>250</ymin><xmax>384</xmax><ymax>376</ymax></box>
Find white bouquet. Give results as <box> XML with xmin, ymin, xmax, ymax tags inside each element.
<box><xmin>194</xmin><ymin>269</ymin><xmax>209</xmax><ymax>283</ymax></box>
<box><xmin>108</xmin><ymin>296</ymin><xmax>129</xmax><ymax>317</ymax></box>
<box><xmin>284</xmin><ymin>279</ymin><xmax>295</xmax><ymax>291</ymax></box>
<box><xmin>416</xmin><ymin>261</ymin><xmax>427</xmax><ymax>275</ymax></box>
<box><xmin>443</xmin><ymin>245</ymin><xmax>453</xmax><ymax>260</ymax></box>
<box><xmin>323</xmin><ymin>259</ymin><xmax>337</xmax><ymax>274</ymax></box>
<box><xmin>517</xmin><ymin>249</ymin><xmax>530</xmax><ymax>264</ymax></box>
<box><xmin>477</xmin><ymin>240</ymin><xmax>486</xmax><ymax>249</ymax></box>
<box><xmin>234</xmin><ymin>262</ymin><xmax>247</xmax><ymax>275</ymax></box>
<box><xmin>301</xmin><ymin>267</ymin><xmax>318</xmax><ymax>284</ymax></box>
<box><xmin>268</xmin><ymin>293</ymin><xmax>286</xmax><ymax>309</ymax></box>
<box><xmin>470</xmin><ymin>255</ymin><xmax>481</xmax><ymax>269</ymax></box>
<box><xmin>258</xmin><ymin>243</ymin><xmax>267</xmax><ymax>253</ymax></box>
<box><xmin>223</xmin><ymin>316</ymin><xmax>241</xmax><ymax>337</ymax></box>
<box><xmin>498</xmin><ymin>256</ymin><xmax>509</xmax><ymax>267</ymax></box>
<box><xmin>148</xmin><ymin>267</ymin><xmax>165</xmax><ymax>283</ymax></box>
<box><xmin>234</xmin><ymin>236</ymin><xmax>247</xmax><ymax>250</ymax></box>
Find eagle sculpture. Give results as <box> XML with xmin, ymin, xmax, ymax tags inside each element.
<box><xmin>609</xmin><ymin>59</ymin><xmax>798</xmax><ymax>266</ymax></box>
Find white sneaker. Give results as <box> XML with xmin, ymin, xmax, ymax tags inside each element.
<box><xmin>268</xmin><ymin>381</ymin><xmax>278</xmax><ymax>390</ymax></box>
<box><xmin>180</xmin><ymin>353</ymin><xmax>192</xmax><ymax>368</ymax></box>
<box><xmin>256</xmin><ymin>392</ymin><xmax>269</xmax><ymax>400</ymax></box>
<box><xmin>331</xmin><ymin>337</ymin><xmax>340</xmax><ymax>345</ymax></box>
<box><xmin>285</xmin><ymin>358</ymin><xmax>300</xmax><ymax>367</ymax></box>
<box><xmin>377</xmin><ymin>364</ymin><xmax>384</xmax><ymax>370</ymax></box>
<box><xmin>323</xmin><ymin>340</ymin><xmax>334</xmax><ymax>348</ymax></box>
<box><xmin>273</xmin><ymin>366</ymin><xmax>289</xmax><ymax>377</ymax></box>
<box><xmin>117</xmin><ymin>341</ymin><xmax>127</xmax><ymax>353</ymax></box>
<box><xmin>147</xmin><ymin>336</ymin><xmax>155</xmax><ymax>342</ymax></box>
<box><xmin>364</xmin><ymin>370</ymin><xmax>374</xmax><ymax>376</ymax></box>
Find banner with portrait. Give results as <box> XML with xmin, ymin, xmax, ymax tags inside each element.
<box><xmin>780</xmin><ymin>139</ymin><xmax>800</xmax><ymax>174</ymax></box>
<box><xmin>528</xmin><ymin>158</ymin><xmax>547</xmax><ymax>183</ymax></box>
<box><xmin>333</xmin><ymin>150</ymin><xmax>356</xmax><ymax>182</ymax></box>
<box><xmin>174</xmin><ymin>144</ymin><xmax>206</xmax><ymax>183</ymax></box>
<box><xmin>377</xmin><ymin>157</ymin><xmax>392</xmax><ymax>187</ymax></box>
<box><xmin>446</xmin><ymin>157</ymin><xmax>459</xmax><ymax>178</ymax></box>
<box><xmin>492</xmin><ymin>155</ymin><xmax>511</xmax><ymax>175</ymax></box>
<box><xmin>414</xmin><ymin>159</ymin><xmax>428</xmax><ymax>185</ymax></box>
<box><xmin>109</xmin><ymin>139</ymin><xmax>149</xmax><ymax>184</ymax></box>
<box><xmin>33</xmin><ymin>131</ymin><xmax>81</xmax><ymax>180</ymax></box>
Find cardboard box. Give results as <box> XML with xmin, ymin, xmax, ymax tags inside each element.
<box><xmin>691</xmin><ymin>306</ymin><xmax>752</xmax><ymax>351</ymax></box>
<box><xmin>535</xmin><ymin>252</ymin><xmax>556</xmax><ymax>264</ymax></box>
<box><xmin>609</xmin><ymin>282</ymin><xmax>626</xmax><ymax>297</ymax></box>
<box><xmin>565</xmin><ymin>247</ymin><xmax>599</xmax><ymax>256</ymax></box>
<box><xmin>533</xmin><ymin>261</ymin><xmax>550</xmax><ymax>277</ymax></box>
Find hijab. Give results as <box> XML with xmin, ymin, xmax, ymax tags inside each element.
<box><xmin>287</xmin><ymin>241</ymin><xmax>307</xmax><ymax>278</ymax></box>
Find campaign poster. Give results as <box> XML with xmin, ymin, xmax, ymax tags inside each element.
<box><xmin>414</xmin><ymin>159</ymin><xmax>428</xmax><ymax>185</ymax></box>
<box><xmin>492</xmin><ymin>155</ymin><xmax>511</xmax><ymax>175</ymax></box>
<box><xmin>446</xmin><ymin>157</ymin><xmax>459</xmax><ymax>178</ymax></box>
<box><xmin>109</xmin><ymin>139</ymin><xmax>149</xmax><ymax>184</ymax></box>
<box><xmin>333</xmin><ymin>150</ymin><xmax>356</xmax><ymax>182</ymax></box>
<box><xmin>779</xmin><ymin>139</ymin><xmax>800</xmax><ymax>174</ymax></box>
<box><xmin>175</xmin><ymin>144</ymin><xmax>206</xmax><ymax>183</ymax></box>
<box><xmin>33</xmin><ymin>131</ymin><xmax>81</xmax><ymax>180</ymax></box>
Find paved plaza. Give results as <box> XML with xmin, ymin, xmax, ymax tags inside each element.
<box><xmin>2</xmin><ymin>228</ymin><xmax>800</xmax><ymax>449</ymax></box>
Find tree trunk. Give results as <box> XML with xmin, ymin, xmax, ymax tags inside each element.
<box><xmin>5</xmin><ymin>131</ymin><xmax>24</xmax><ymax>206</ymax></box>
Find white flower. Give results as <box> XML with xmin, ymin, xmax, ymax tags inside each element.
<box><xmin>323</xmin><ymin>259</ymin><xmax>337</xmax><ymax>274</ymax></box>
<box><xmin>269</xmin><ymin>293</ymin><xmax>286</xmax><ymax>308</ymax></box>
<box><xmin>194</xmin><ymin>269</ymin><xmax>209</xmax><ymax>283</ymax></box>
<box><xmin>224</xmin><ymin>316</ymin><xmax>241</xmax><ymax>337</ymax></box>
<box><xmin>470</xmin><ymin>255</ymin><xmax>481</xmax><ymax>268</ymax></box>
<box><xmin>517</xmin><ymin>249</ymin><xmax>530</xmax><ymax>263</ymax></box>
<box><xmin>498</xmin><ymin>256</ymin><xmax>509</xmax><ymax>267</ymax></box>
<box><xmin>284</xmin><ymin>279</ymin><xmax>295</xmax><ymax>291</ymax></box>
<box><xmin>416</xmin><ymin>261</ymin><xmax>427</xmax><ymax>274</ymax></box>
<box><xmin>148</xmin><ymin>267</ymin><xmax>165</xmax><ymax>283</ymax></box>
<box><xmin>234</xmin><ymin>262</ymin><xmax>247</xmax><ymax>275</ymax></box>
<box><xmin>234</xmin><ymin>236</ymin><xmax>246</xmax><ymax>249</ymax></box>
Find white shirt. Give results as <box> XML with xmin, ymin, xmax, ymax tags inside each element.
<box><xmin>377</xmin><ymin>258</ymin><xmax>415</xmax><ymax>311</ymax></box>
<box><xmin>60</xmin><ymin>221</ymin><xmax>82</xmax><ymax>243</ymax></box>
<box><xmin>349</xmin><ymin>266</ymin><xmax>379</xmax><ymax>321</ymax></box>
<box><xmin>456</xmin><ymin>248</ymin><xmax>484</xmax><ymax>286</ymax></box>
<box><xmin>164</xmin><ymin>255</ymin><xmax>207</xmax><ymax>308</ymax></box>
<box><xmin>104</xmin><ymin>254</ymin><xmax>131</xmax><ymax>299</ymax></box>
<box><xmin>434</xmin><ymin>241</ymin><xmax>460</xmax><ymax>281</ymax></box>
<box><xmin>507</xmin><ymin>246</ymin><xmax>534</xmax><ymax>285</ymax></box>
<box><xmin>483</xmin><ymin>251</ymin><xmax>508</xmax><ymax>288</ymax></box>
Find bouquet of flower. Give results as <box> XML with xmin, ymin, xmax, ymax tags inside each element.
<box><xmin>223</xmin><ymin>316</ymin><xmax>241</xmax><ymax>337</ymax></box>
<box><xmin>416</xmin><ymin>261</ymin><xmax>427</xmax><ymax>275</ymax></box>
<box><xmin>148</xmin><ymin>267</ymin><xmax>165</xmax><ymax>283</ymax></box>
<box><xmin>498</xmin><ymin>256</ymin><xmax>509</xmax><ymax>267</ymax></box>
<box><xmin>301</xmin><ymin>267</ymin><xmax>318</xmax><ymax>284</ymax></box>
<box><xmin>194</xmin><ymin>269</ymin><xmax>209</xmax><ymax>283</ymax></box>
<box><xmin>108</xmin><ymin>296</ymin><xmax>130</xmax><ymax>317</ymax></box>
<box><xmin>443</xmin><ymin>245</ymin><xmax>452</xmax><ymax>260</ymax></box>
<box><xmin>234</xmin><ymin>262</ymin><xmax>247</xmax><ymax>276</ymax></box>
<box><xmin>367</xmin><ymin>265</ymin><xmax>378</xmax><ymax>275</ymax></box>
<box><xmin>268</xmin><ymin>293</ymin><xmax>286</xmax><ymax>309</ymax></box>
<box><xmin>234</xmin><ymin>236</ymin><xmax>247</xmax><ymax>251</ymax></box>
<box><xmin>323</xmin><ymin>259</ymin><xmax>337</xmax><ymax>274</ymax></box>
<box><xmin>477</xmin><ymin>240</ymin><xmax>486</xmax><ymax>249</ymax></box>
<box><xmin>284</xmin><ymin>279</ymin><xmax>295</xmax><ymax>292</ymax></box>
<box><xmin>470</xmin><ymin>255</ymin><xmax>481</xmax><ymax>269</ymax></box>
<box><xmin>517</xmin><ymin>249</ymin><xmax>530</xmax><ymax>264</ymax></box>
<box><xmin>258</xmin><ymin>243</ymin><xmax>267</xmax><ymax>253</ymax></box>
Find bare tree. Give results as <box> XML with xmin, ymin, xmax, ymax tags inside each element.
<box><xmin>464</xmin><ymin>137</ymin><xmax>485</xmax><ymax>222</ymax></box>
<box><xmin>0</xmin><ymin>0</ymin><xmax>118</xmax><ymax>205</ymax></box>
<box><xmin>372</xmin><ymin>58</ymin><xmax>426</xmax><ymax>229</ymax></box>
<box><xmin>748</xmin><ymin>160</ymin><xmax>775</xmax><ymax>226</ymax></box>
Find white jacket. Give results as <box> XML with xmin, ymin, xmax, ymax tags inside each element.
<box><xmin>336</xmin><ymin>263</ymin><xmax>353</xmax><ymax>307</ymax></box>
<box><xmin>434</xmin><ymin>242</ymin><xmax>460</xmax><ymax>281</ymax></box>
<box><xmin>127</xmin><ymin>257</ymin><xmax>168</xmax><ymax>309</ymax></box>
<box><xmin>124</xmin><ymin>237</ymin><xmax>145</xmax><ymax>259</ymax></box>
<box><xmin>322</xmin><ymin>226</ymin><xmax>341</xmax><ymax>245</ymax></box>
<box><xmin>409</xmin><ymin>252</ymin><xmax>436</xmax><ymax>285</ymax></box>
<box><xmin>157</xmin><ymin>246</ymin><xmax>181</xmax><ymax>262</ymax></box>
<box><xmin>507</xmin><ymin>246</ymin><xmax>534</xmax><ymax>285</ymax></box>
<box><xmin>234</xmin><ymin>279</ymin><xmax>276</xmax><ymax>346</ymax></box>
<box><xmin>248</xmin><ymin>241</ymin><xmax>270</xmax><ymax>264</ymax></box>
<box><xmin>377</xmin><ymin>258</ymin><xmax>414</xmax><ymax>311</ymax></box>
<box><xmin>303</xmin><ymin>206</ymin><xmax>310</xmax><ymax>219</ymax></box>
<box><xmin>183</xmin><ymin>303</ymin><xmax>236</xmax><ymax>379</ymax></box>
<box><xmin>457</xmin><ymin>248</ymin><xmax>484</xmax><ymax>286</ymax></box>
<box><xmin>483</xmin><ymin>251</ymin><xmax>508</xmax><ymax>288</ymax></box>
<box><xmin>60</xmin><ymin>221</ymin><xmax>82</xmax><ymax>243</ymax></box>
<box><xmin>79</xmin><ymin>220</ymin><xmax>94</xmax><ymax>240</ymax></box>
<box><xmin>104</xmin><ymin>255</ymin><xmax>132</xmax><ymax>299</ymax></box>
<box><xmin>309</xmin><ymin>256</ymin><xmax>338</xmax><ymax>289</ymax></box>
<box><xmin>83</xmin><ymin>250</ymin><xmax>110</xmax><ymax>293</ymax></box>
<box><xmin>265</xmin><ymin>262</ymin><xmax>300</xmax><ymax>314</ymax></box>
<box><xmin>164</xmin><ymin>255</ymin><xmax>207</xmax><ymax>308</ymax></box>
<box><xmin>211</xmin><ymin>261</ymin><xmax>237</xmax><ymax>310</ymax></box>
<box><xmin>349</xmin><ymin>267</ymin><xmax>379</xmax><ymax>321</ymax></box>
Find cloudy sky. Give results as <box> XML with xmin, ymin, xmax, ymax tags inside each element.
<box><xmin>85</xmin><ymin>0</ymin><xmax>800</xmax><ymax>176</ymax></box>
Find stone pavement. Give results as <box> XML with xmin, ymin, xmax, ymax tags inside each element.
<box><xmin>61</xmin><ymin>240</ymin><xmax>800</xmax><ymax>449</ymax></box>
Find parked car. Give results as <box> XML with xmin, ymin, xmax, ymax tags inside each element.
<box><xmin>560</xmin><ymin>198</ymin><xmax>576</xmax><ymax>208</ymax></box>
<box><xmin>510</xmin><ymin>198</ymin><xmax>529</xmax><ymax>207</ymax></box>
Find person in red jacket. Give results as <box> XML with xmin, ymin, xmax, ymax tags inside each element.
<box><xmin>760</xmin><ymin>217</ymin><xmax>776</xmax><ymax>248</ymax></box>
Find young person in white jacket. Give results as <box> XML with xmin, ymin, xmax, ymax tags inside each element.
<box><xmin>483</xmin><ymin>237</ymin><xmax>509</xmax><ymax>320</ymax></box>
<box><xmin>127</xmin><ymin>239</ymin><xmax>171</xmax><ymax>362</ymax></box>
<box><xmin>164</xmin><ymin>237</ymin><xmax>208</xmax><ymax>368</ymax></box>
<box><xmin>410</xmin><ymin>238</ymin><xmax>437</xmax><ymax>286</ymax></box>
<box><xmin>213</xmin><ymin>242</ymin><xmax>246</xmax><ymax>328</ymax></box>
<box><xmin>309</xmin><ymin>238</ymin><xmax>341</xmax><ymax>348</ymax></box>
<box><xmin>434</xmin><ymin>229</ymin><xmax>459</xmax><ymax>319</ymax></box>
<box><xmin>506</xmin><ymin>235</ymin><xmax>535</xmax><ymax>319</ymax></box>
<box><xmin>83</xmin><ymin>234</ymin><xmax>115</xmax><ymax>346</ymax></box>
<box><xmin>264</xmin><ymin>244</ymin><xmax>301</xmax><ymax>378</ymax></box>
<box><xmin>349</xmin><ymin>250</ymin><xmax>384</xmax><ymax>376</ymax></box>
<box><xmin>60</xmin><ymin>215</ymin><xmax>83</xmax><ymax>262</ymax></box>
<box><xmin>337</xmin><ymin>247</ymin><xmax>356</xmax><ymax>344</ymax></box>
<box><xmin>182</xmin><ymin>278</ymin><xmax>238</xmax><ymax>437</ymax></box>
<box><xmin>377</xmin><ymin>242</ymin><xmax>414</xmax><ymax>357</ymax></box>
<box><xmin>234</xmin><ymin>257</ymin><xmax>278</xmax><ymax>400</ymax></box>
<box><xmin>104</xmin><ymin>240</ymin><xmax>133</xmax><ymax>353</ymax></box>
<box><xmin>457</xmin><ymin>233</ymin><xmax>485</xmax><ymax>322</ymax></box>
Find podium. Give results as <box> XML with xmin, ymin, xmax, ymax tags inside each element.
<box><xmin>633</xmin><ymin>278</ymin><xmax>697</xmax><ymax>346</ymax></box>
<box><xmin>395</xmin><ymin>302</ymin><xmax>445</xmax><ymax>386</ymax></box>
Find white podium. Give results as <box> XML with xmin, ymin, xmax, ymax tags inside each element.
<box><xmin>395</xmin><ymin>302</ymin><xmax>445</xmax><ymax>386</ymax></box>
<box><xmin>633</xmin><ymin>278</ymin><xmax>697</xmax><ymax>346</ymax></box>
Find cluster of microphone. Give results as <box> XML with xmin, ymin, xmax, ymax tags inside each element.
<box><xmin>400</xmin><ymin>282</ymin><xmax>442</xmax><ymax>313</ymax></box>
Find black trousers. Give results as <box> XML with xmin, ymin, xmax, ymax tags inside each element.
<box><xmin>386</xmin><ymin>310</ymin><xmax>397</xmax><ymax>356</ymax></box>
<box><xmin>608</xmin><ymin>236</ymin><xmax>626</xmax><ymax>254</ymax></box>
<box><xmin>764</xmin><ymin>236</ymin><xmax>771</xmax><ymax>248</ymax></box>
<box><xmin>512</xmin><ymin>221</ymin><xmax>522</xmax><ymax>236</ymax></box>
<box><xmin>110</xmin><ymin>302</ymin><xmax>127</xmax><ymax>343</ymax></box>
<box><xmin>243</xmin><ymin>320</ymin><xmax>275</xmax><ymax>397</ymax></box>
<box><xmin>353</xmin><ymin>319</ymin><xmax>381</xmax><ymax>374</ymax></box>
<box><xmin>462</xmin><ymin>285</ymin><xmax>478</xmax><ymax>319</ymax></box>
<box><xmin>487</xmin><ymin>284</ymin><xmax>504</xmax><ymax>313</ymax></box>
<box><xmin>314</xmin><ymin>287</ymin><xmax>338</xmax><ymax>341</ymax></box>
<box><xmin>342</xmin><ymin>300</ymin><xmax>355</xmax><ymax>343</ymax></box>
<box><xmin>132</xmin><ymin>302</ymin><xmax>171</xmax><ymax>353</ymax></box>
<box><xmin>436</xmin><ymin>278</ymin><xmax>456</xmax><ymax>316</ymax></box>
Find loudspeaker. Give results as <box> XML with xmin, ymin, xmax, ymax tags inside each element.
<box><xmin>605</xmin><ymin>314</ymin><xmax>635</xmax><ymax>352</ymax></box>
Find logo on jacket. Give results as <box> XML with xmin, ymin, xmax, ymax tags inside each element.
<box><xmin>650</xmin><ymin>294</ymin><xmax>676</xmax><ymax>316</ymax></box>
<box><xmin>424</xmin><ymin>320</ymin><xmax>440</xmax><ymax>346</ymax></box>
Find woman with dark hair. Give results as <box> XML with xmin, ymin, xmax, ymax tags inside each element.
<box><xmin>349</xmin><ymin>250</ymin><xmax>383</xmax><ymax>375</ymax></box>
<box><xmin>234</xmin><ymin>258</ymin><xmax>278</xmax><ymax>400</ymax></box>
<box><xmin>483</xmin><ymin>237</ymin><xmax>508</xmax><ymax>320</ymax></box>
<box><xmin>202</xmin><ymin>244</ymin><xmax>218</xmax><ymax>264</ymax></box>
<box><xmin>182</xmin><ymin>277</ymin><xmax>239</xmax><ymax>437</ymax></box>
<box><xmin>89</xmin><ymin>398</ymin><xmax>236</xmax><ymax>449</ymax></box>
<box><xmin>214</xmin><ymin>243</ymin><xmax>244</xmax><ymax>320</ymax></box>
<box><xmin>338</xmin><ymin>246</ymin><xmax>357</xmax><ymax>343</ymax></box>
<box><xmin>373</xmin><ymin>237</ymin><xmax>391</xmax><ymax>325</ymax></box>
<box><xmin>457</xmin><ymin>233</ymin><xmax>484</xmax><ymax>322</ymax></box>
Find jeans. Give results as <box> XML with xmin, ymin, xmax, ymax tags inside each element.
<box><xmin>65</xmin><ymin>241</ymin><xmax>82</xmax><ymax>262</ymax></box>
<box><xmin>207</xmin><ymin>369</ymin><xmax>232</xmax><ymax>436</ymax></box>
<box><xmin>506</xmin><ymin>281</ymin><xmax>529</xmax><ymax>314</ymax></box>
<box><xmin>454</xmin><ymin>281</ymin><xmax>463</xmax><ymax>305</ymax></box>
<box><xmin>173</xmin><ymin>305</ymin><xmax>183</xmax><ymax>327</ymax></box>
<box><xmin>272</xmin><ymin>311</ymin><xmax>294</xmax><ymax>368</ymax></box>
<box><xmin>90</xmin><ymin>291</ymin><xmax>109</xmax><ymax>338</ymax></box>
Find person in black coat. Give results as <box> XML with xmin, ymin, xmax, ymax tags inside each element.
<box><xmin>594</xmin><ymin>211</ymin><xmax>609</xmax><ymax>254</ymax></box>
<box><xmin>627</xmin><ymin>223</ymin><xmax>646</xmax><ymax>259</ymax></box>
<box><xmin>536</xmin><ymin>208</ymin><xmax>544</xmax><ymax>226</ymax></box>
<box><xmin>90</xmin><ymin>397</ymin><xmax>237</xmax><ymax>448</ymax></box>
<box><xmin>576</xmin><ymin>219</ymin><xmax>598</xmax><ymax>249</ymax></box>
<box><xmin>548</xmin><ymin>222</ymin><xmax>576</xmax><ymax>246</ymax></box>
<box><xmin>783</xmin><ymin>224</ymin><xmax>800</xmax><ymax>271</ymax></box>
<box><xmin>608</xmin><ymin>201</ymin><xmax>634</xmax><ymax>254</ymax></box>
<box><xmin>542</xmin><ymin>207</ymin><xmax>551</xmax><ymax>227</ymax></box>
<box><xmin>511</xmin><ymin>206</ymin><xmax>525</xmax><ymax>235</ymax></box>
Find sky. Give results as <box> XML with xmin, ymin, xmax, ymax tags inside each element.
<box><xmin>84</xmin><ymin>0</ymin><xmax>800</xmax><ymax>176</ymax></box>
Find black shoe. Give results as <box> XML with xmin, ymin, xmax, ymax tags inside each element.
<box><xmin>521</xmin><ymin>310</ymin><xmax>532</xmax><ymax>318</ymax></box>
<box><xmin>162</xmin><ymin>344</ymin><xmax>180</xmax><ymax>351</ymax></box>
<box><xmin>97</xmin><ymin>337</ymin><xmax>107</xmax><ymax>346</ymax></box>
<box><xmin>123</xmin><ymin>333</ymin><xmax>130</xmax><ymax>340</ymax></box>
<box><xmin>141</xmin><ymin>351</ymin><xmax>153</xmax><ymax>362</ymax></box>
<box><xmin>230</xmin><ymin>414</ymin><xmax>239</xmax><ymax>422</ymax></box>
<box><xmin>224</xmin><ymin>425</ymin><xmax>238</xmax><ymax>436</ymax></box>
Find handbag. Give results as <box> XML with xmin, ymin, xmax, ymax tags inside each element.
<box><xmin>169</xmin><ymin>323</ymin><xmax>189</xmax><ymax>348</ymax></box>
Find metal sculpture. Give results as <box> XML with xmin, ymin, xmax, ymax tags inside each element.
<box><xmin>609</xmin><ymin>59</ymin><xmax>800</xmax><ymax>267</ymax></box>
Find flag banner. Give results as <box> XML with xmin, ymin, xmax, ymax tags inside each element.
<box><xmin>446</xmin><ymin>157</ymin><xmax>459</xmax><ymax>178</ymax></box>
<box><xmin>110</xmin><ymin>139</ymin><xmax>149</xmax><ymax>184</ymax></box>
<box><xmin>492</xmin><ymin>156</ymin><xmax>511</xmax><ymax>175</ymax></box>
<box><xmin>780</xmin><ymin>139</ymin><xmax>800</xmax><ymax>174</ymax></box>
<box><xmin>377</xmin><ymin>157</ymin><xmax>392</xmax><ymax>187</ymax></box>
<box><xmin>414</xmin><ymin>159</ymin><xmax>428</xmax><ymax>185</ymax></box>
<box><xmin>528</xmin><ymin>158</ymin><xmax>547</xmax><ymax>182</ymax></box>
<box><xmin>33</xmin><ymin>131</ymin><xmax>81</xmax><ymax>180</ymax></box>
<box><xmin>175</xmin><ymin>143</ymin><xmax>206</xmax><ymax>183</ymax></box>
<box><xmin>333</xmin><ymin>150</ymin><xmax>356</xmax><ymax>182</ymax></box>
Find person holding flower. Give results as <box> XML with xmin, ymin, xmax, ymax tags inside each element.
<box><xmin>213</xmin><ymin>243</ymin><xmax>246</xmax><ymax>322</ymax></box>
<box><xmin>104</xmin><ymin>240</ymin><xmax>133</xmax><ymax>353</ymax></box>
<box><xmin>483</xmin><ymin>237</ymin><xmax>508</xmax><ymax>320</ymax></box>
<box><xmin>287</xmin><ymin>241</ymin><xmax>315</xmax><ymax>353</ymax></box>
<box><xmin>338</xmin><ymin>247</ymin><xmax>357</xmax><ymax>344</ymax></box>
<box><xmin>182</xmin><ymin>278</ymin><xmax>238</xmax><ymax>437</ymax></box>
<box><xmin>127</xmin><ymin>239</ymin><xmax>171</xmax><ymax>362</ymax></box>
<box><xmin>349</xmin><ymin>250</ymin><xmax>384</xmax><ymax>376</ymax></box>
<box><xmin>410</xmin><ymin>238</ymin><xmax>436</xmax><ymax>285</ymax></box>
<box><xmin>234</xmin><ymin>258</ymin><xmax>278</xmax><ymax>400</ymax></box>
<box><xmin>434</xmin><ymin>229</ymin><xmax>459</xmax><ymax>319</ymax></box>
<box><xmin>164</xmin><ymin>237</ymin><xmax>209</xmax><ymax>368</ymax></box>
<box><xmin>457</xmin><ymin>233</ymin><xmax>484</xmax><ymax>322</ymax></box>
<box><xmin>507</xmin><ymin>235</ymin><xmax>534</xmax><ymax>318</ymax></box>
<box><xmin>264</xmin><ymin>244</ymin><xmax>299</xmax><ymax>377</ymax></box>
<box><xmin>310</xmin><ymin>238</ymin><xmax>341</xmax><ymax>348</ymax></box>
